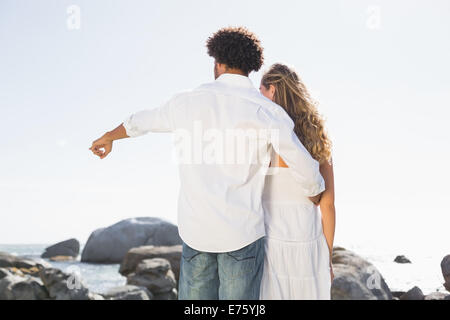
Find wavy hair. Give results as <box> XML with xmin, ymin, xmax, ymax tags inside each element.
<box><xmin>261</xmin><ymin>63</ymin><xmax>332</xmax><ymax>164</ymax></box>
<box><xmin>206</xmin><ymin>26</ymin><xmax>264</xmax><ymax>74</ymax></box>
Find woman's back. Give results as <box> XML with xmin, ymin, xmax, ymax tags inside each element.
<box><xmin>263</xmin><ymin>167</ymin><xmax>324</xmax><ymax>242</ymax></box>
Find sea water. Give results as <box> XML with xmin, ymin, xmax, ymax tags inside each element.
<box><xmin>341</xmin><ymin>240</ymin><xmax>447</xmax><ymax>295</ymax></box>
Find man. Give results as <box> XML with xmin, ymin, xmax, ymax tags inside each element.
<box><xmin>89</xmin><ymin>26</ymin><xmax>325</xmax><ymax>300</ymax></box>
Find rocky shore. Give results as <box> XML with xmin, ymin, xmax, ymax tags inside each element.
<box><xmin>1</xmin><ymin>217</ymin><xmax>449</xmax><ymax>300</ymax></box>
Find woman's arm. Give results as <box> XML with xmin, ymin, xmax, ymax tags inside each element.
<box><xmin>319</xmin><ymin>158</ymin><xmax>336</xmax><ymax>271</ymax></box>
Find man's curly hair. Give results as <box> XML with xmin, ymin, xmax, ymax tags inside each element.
<box><xmin>206</xmin><ymin>26</ymin><xmax>264</xmax><ymax>75</ymax></box>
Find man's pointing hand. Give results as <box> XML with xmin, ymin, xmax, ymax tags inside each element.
<box><xmin>89</xmin><ymin>134</ymin><xmax>113</xmax><ymax>159</ymax></box>
<box><xmin>89</xmin><ymin>124</ymin><xmax>129</xmax><ymax>159</ymax></box>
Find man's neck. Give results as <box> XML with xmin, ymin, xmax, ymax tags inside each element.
<box><xmin>224</xmin><ymin>68</ymin><xmax>248</xmax><ymax>77</ymax></box>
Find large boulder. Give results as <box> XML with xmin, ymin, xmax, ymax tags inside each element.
<box><xmin>331</xmin><ymin>247</ymin><xmax>392</xmax><ymax>300</ymax></box>
<box><xmin>103</xmin><ymin>285</ymin><xmax>153</xmax><ymax>300</ymax></box>
<box><xmin>0</xmin><ymin>268</ymin><xmax>49</xmax><ymax>300</ymax></box>
<box><xmin>120</xmin><ymin>245</ymin><xmax>182</xmax><ymax>281</ymax></box>
<box><xmin>126</xmin><ymin>258</ymin><xmax>177</xmax><ymax>300</ymax></box>
<box><xmin>441</xmin><ymin>255</ymin><xmax>450</xmax><ymax>292</ymax></box>
<box><xmin>81</xmin><ymin>217</ymin><xmax>182</xmax><ymax>263</ymax></box>
<box><xmin>41</xmin><ymin>238</ymin><xmax>80</xmax><ymax>259</ymax></box>
<box><xmin>39</xmin><ymin>268</ymin><xmax>91</xmax><ymax>300</ymax></box>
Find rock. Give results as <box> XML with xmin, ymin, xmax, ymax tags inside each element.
<box><xmin>391</xmin><ymin>291</ymin><xmax>406</xmax><ymax>299</ymax></box>
<box><xmin>49</xmin><ymin>256</ymin><xmax>75</xmax><ymax>262</ymax></box>
<box><xmin>103</xmin><ymin>285</ymin><xmax>153</xmax><ymax>300</ymax></box>
<box><xmin>0</xmin><ymin>268</ymin><xmax>10</xmax><ymax>279</ymax></box>
<box><xmin>126</xmin><ymin>258</ymin><xmax>177</xmax><ymax>296</ymax></box>
<box><xmin>441</xmin><ymin>255</ymin><xmax>450</xmax><ymax>292</ymax></box>
<box><xmin>41</xmin><ymin>238</ymin><xmax>80</xmax><ymax>259</ymax></box>
<box><xmin>81</xmin><ymin>217</ymin><xmax>182</xmax><ymax>263</ymax></box>
<box><xmin>2</xmin><ymin>266</ymin><xmax>41</xmax><ymax>278</ymax></box>
<box><xmin>120</xmin><ymin>245</ymin><xmax>182</xmax><ymax>281</ymax></box>
<box><xmin>0</xmin><ymin>252</ymin><xmax>50</xmax><ymax>270</ymax></box>
<box><xmin>19</xmin><ymin>256</ymin><xmax>53</xmax><ymax>270</ymax></box>
<box><xmin>3</xmin><ymin>267</ymin><xmax>24</xmax><ymax>277</ymax></box>
<box><xmin>0</xmin><ymin>269</ymin><xmax>49</xmax><ymax>300</ymax></box>
<box><xmin>441</xmin><ymin>255</ymin><xmax>450</xmax><ymax>275</ymax></box>
<box><xmin>331</xmin><ymin>247</ymin><xmax>392</xmax><ymax>300</ymax></box>
<box><xmin>153</xmin><ymin>288</ymin><xmax>178</xmax><ymax>300</ymax></box>
<box><xmin>88</xmin><ymin>292</ymin><xmax>105</xmax><ymax>300</ymax></box>
<box><xmin>39</xmin><ymin>267</ymin><xmax>90</xmax><ymax>300</ymax></box>
<box><xmin>394</xmin><ymin>255</ymin><xmax>411</xmax><ymax>264</ymax></box>
<box><xmin>18</xmin><ymin>267</ymin><xmax>41</xmax><ymax>277</ymax></box>
<box><xmin>136</xmin><ymin>258</ymin><xmax>171</xmax><ymax>273</ymax></box>
<box><xmin>399</xmin><ymin>286</ymin><xmax>424</xmax><ymax>300</ymax></box>
<box><xmin>424</xmin><ymin>292</ymin><xmax>450</xmax><ymax>300</ymax></box>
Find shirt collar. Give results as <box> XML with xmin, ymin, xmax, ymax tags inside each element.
<box><xmin>215</xmin><ymin>73</ymin><xmax>255</xmax><ymax>89</ymax></box>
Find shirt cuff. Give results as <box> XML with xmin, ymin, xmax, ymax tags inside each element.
<box><xmin>306</xmin><ymin>174</ymin><xmax>326</xmax><ymax>197</ymax></box>
<box><xmin>122</xmin><ymin>114</ymin><xmax>141</xmax><ymax>138</ymax></box>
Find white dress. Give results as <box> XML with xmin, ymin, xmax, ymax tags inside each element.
<box><xmin>259</xmin><ymin>166</ymin><xmax>332</xmax><ymax>300</ymax></box>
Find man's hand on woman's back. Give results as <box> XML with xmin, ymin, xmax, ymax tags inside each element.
<box><xmin>308</xmin><ymin>193</ymin><xmax>323</xmax><ymax>206</ymax></box>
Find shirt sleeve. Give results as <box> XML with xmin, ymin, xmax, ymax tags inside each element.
<box><xmin>122</xmin><ymin>96</ymin><xmax>176</xmax><ymax>137</ymax></box>
<box><xmin>258</xmin><ymin>106</ymin><xmax>326</xmax><ymax>197</ymax></box>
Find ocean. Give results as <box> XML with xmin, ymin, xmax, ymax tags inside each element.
<box><xmin>341</xmin><ymin>241</ymin><xmax>447</xmax><ymax>295</ymax></box>
<box><xmin>0</xmin><ymin>242</ymin><xmax>447</xmax><ymax>296</ymax></box>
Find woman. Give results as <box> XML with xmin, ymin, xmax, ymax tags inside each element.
<box><xmin>259</xmin><ymin>63</ymin><xmax>336</xmax><ymax>300</ymax></box>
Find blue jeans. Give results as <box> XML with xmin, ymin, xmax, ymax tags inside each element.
<box><xmin>178</xmin><ymin>237</ymin><xmax>265</xmax><ymax>300</ymax></box>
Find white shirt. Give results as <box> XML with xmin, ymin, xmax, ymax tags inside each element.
<box><xmin>123</xmin><ymin>73</ymin><xmax>325</xmax><ymax>252</ymax></box>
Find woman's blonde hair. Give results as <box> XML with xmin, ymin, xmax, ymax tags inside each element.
<box><xmin>261</xmin><ymin>63</ymin><xmax>332</xmax><ymax>164</ymax></box>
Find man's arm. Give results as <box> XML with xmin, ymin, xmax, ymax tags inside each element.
<box><xmin>261</xmin><ymin>107</ymin><xmax>325</xmax><ymax>197</ymax></box>
<box><xmin>275</xmin><ymin>128</ymin><xmax>325</xmax><ymax>197</ymax></box>
<box><xmin>89</xmin><ymin>96</ymin><xmax>175</xmax><ymax>159</ymax></box>
<box><xmin>272</xmin><ymin>153</ymin><xmax>323</xmax><ymax>204</ymax></box>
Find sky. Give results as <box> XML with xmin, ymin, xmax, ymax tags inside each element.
<box><xmin>0</xmin><ymin>0</ymin><xmax>449</xmax><ymax>257</ymax></box>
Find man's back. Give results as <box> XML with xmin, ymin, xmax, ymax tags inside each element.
<box><xmin>171</xmin><ymin>74</ymin><xmax>274</xmax><ymax>252</ymax></box>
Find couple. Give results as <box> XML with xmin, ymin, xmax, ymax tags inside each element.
<box><xmin>90</xmin><ymin>27</ymin><xmax>335</xmax><ymax>300</ymax></box>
